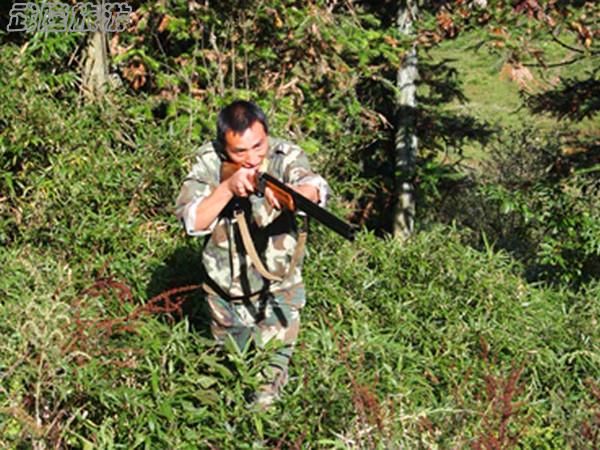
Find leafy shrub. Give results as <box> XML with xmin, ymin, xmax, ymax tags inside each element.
<box><xmin>2</xmin><ymin>227</ymin><xmax>598</xmax><ymax>448</ymax></box>
<box><xmin>425</xmin><ymin>126</ymin><xmax>600</xmax><ymax>287</ymax></box>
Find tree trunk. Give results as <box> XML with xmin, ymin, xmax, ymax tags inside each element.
<box><xmin>393</xmin><ymin>0</ymin><xmax>418</xmax><ymax>240</ymax></box>
<box><xmin>81</xmin><ymin>31</ymin><xmax>110</xmax><ymax>100</ymax></box>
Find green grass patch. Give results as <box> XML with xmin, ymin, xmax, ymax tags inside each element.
<box><xmin>426</xmin><ymin>33</ymin><xmax>598</xmax><ymax>165</ymax></box>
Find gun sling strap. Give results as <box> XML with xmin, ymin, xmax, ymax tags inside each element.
<box><xmin>233</xmin><ymin>210</ymin><xmax>307</xmax><ymax>282</ymax></box>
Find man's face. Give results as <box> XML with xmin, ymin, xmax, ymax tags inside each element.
<box><xmin>223</xmin><ymin>120</ymin><xmax>269</xmax><ymax>169</ymax></box>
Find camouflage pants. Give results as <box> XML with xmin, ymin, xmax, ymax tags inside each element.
<box><xmin>207</xmin><ymin>284</ymin><xmax>306</xmax><ymax>394</ymax></box>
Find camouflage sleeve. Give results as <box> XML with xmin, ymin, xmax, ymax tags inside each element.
<box><xmin>174</xmin><ymin>149</ymin><xmax>220</xmax><ymax>237</ymax></box>
<box><xmin>283</xmin><ymin>145</ymin><xmax>330</xmax><ymax>207</ymax></box>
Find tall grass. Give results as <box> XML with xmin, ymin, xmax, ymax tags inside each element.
<box><xmin>1</xmin><ymin>229</ymin><xmax>598</xmax><ymax>448</ymax></box>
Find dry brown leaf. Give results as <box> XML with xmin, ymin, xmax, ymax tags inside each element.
<box><xmin>500</xmin><ymin>63</ymin><xmax>539</xmax><ymax>91</ymax></box>
<box><xmin>436</xmin><ymin>11</ymin><xmax>456</xmax><ymax>37</ymax></box>
<box><xmin>158</xmin><ymin>15</ymin><xmax>171</xmax><ymax>33</ymax></box>
<box><xmin>274</xmin><ymin>13</ymin><xmax>283</xmax><ymax>28</ymax></box>
<box><xmin>490</xmin><ymin>27</ymin><xmax>508</xmax><ymax>37</ymax></box>
<box><xmin>383</xmin><ymin>35</ymin><xmax>398</xmax><ymax>47</ymax></box>
<box><xmin>123</xmin><ymin>59</ymin><xmax>147</xmax><ymax>91</ymax></box>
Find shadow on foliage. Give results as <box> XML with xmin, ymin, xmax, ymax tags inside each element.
<box><xmin>146</xmin><ymin>245</ymin><xmax>212</xmax><ymax>339</ymax></box>
<box><xmin>416</xmin><ymin>59</ymin><xmax>496</xmax><ymax>155</ymax></box>
<box><xmin>418</xmin><ymin>58</ymin><xmax>468</xmax><ymax>105</ymax></box>
<box><xmin>425</xmin><ymin>129</ymin><xmax>600</xmax><ymax>288</ymax></box>
<box><xmin>525</xmin><ymin>72</ymin><xmax>600</xmax><ymax>122</ymax></box>
<box><xmin>349</xmin><ymin>58</ymin><xmax>495</xmax><ymax>234</ymax></box>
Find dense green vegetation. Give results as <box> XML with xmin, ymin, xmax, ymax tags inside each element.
<box><xmin>1</xmin><ymin>0</ymin><xmax>598</xmax><ymax>448</ymax></box>
<box><xmin>2</xmin><ymin>226</ymin><xmax>599</xmax><ymax>448</ymax></box>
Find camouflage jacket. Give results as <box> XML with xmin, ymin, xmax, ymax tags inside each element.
<box><xmin>175</xmin><ymin>137</ymin><xmax>329</xmax><ymax>299</ymax></box>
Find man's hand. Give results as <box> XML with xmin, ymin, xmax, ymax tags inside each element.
<box><xmin>226</xmin><ymin>167</ymin><xmax>257</xmax><ymax>197</ymax></box>
<box><xmin>264</xmin><ymin>186</ymin><xmax>281</xmax><ymax>209</ymax></box>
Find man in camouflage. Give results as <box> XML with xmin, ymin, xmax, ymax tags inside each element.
<box><xmin>175</xmin><ymin>100</ymin><xmax>329</xmax><ymax>407</ymax></box>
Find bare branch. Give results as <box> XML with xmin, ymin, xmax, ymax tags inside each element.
<box><xmin>524</xmin><ymin>55</ymin><xmax>586</xmax><ymax>68</ymax></box>
<box><xmin>552</xmin><ymin>34</ymin><xmax>584</xmax><ymax>54</ymax></box>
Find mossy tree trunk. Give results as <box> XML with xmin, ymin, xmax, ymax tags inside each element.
<box><xmin>393</xmin><ymin>0</ymin><xmax>419</xmax><ymax>240</ymax></box>
<box><xmin>81</xmin><ymin>31</ymin><xmax>110</xmax><ymax>101</ymax></box>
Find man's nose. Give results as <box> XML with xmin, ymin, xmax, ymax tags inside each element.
<box><xmin>247</xmin><ymin>153</ymin><xmax>262</xmax><ymax>167</ymax></box>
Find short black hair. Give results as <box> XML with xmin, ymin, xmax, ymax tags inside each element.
<box><xmin>216</xmin><ymin>100</ymin><xmax>269</xmax><ymax>146</ymax></box>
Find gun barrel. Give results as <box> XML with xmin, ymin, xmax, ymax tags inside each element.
<box><xmin>259</xmin><ymin>173</ymin><xmax>356</xmax><ymax>241</ymax></box>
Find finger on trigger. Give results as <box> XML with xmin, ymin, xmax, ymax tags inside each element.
<box><xmin>243</xmin><ymin>177</ymin><xmax>254</xmax><ymax>192</ymax></box>
<box><xmin>269</xmin><ymin>190</ymin><xmax>280</xmax><ymax>209</ymax></box>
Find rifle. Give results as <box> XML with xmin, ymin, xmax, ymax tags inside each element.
<box><xmin>220</xmin><ymin>161</ymin><xmax>356</xmax><ymax>241</ymax></box>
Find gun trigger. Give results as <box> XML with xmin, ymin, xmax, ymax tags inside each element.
<box><xmin>256</xmin><ymin>175</ymin><xmax>266</xmax><ymax>197</ymax></box>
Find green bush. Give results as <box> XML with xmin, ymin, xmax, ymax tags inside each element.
<box><xmin>425</xmin><ymin>126</ymin><xmax>600</xmax><ymax>288</ymax></box>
